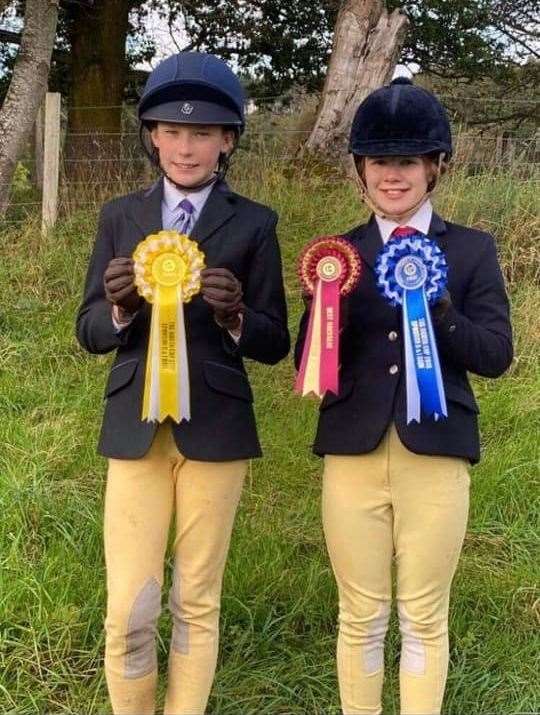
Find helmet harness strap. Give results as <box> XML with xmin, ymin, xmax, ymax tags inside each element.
<box><xmin>139</xmin><ymin>123</ymin><xmax>240</xmax><ymax>192</ymax></box>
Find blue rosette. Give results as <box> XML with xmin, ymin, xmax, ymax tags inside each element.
<box><xmin>375</xmin><ymin>233</ymin><xmax>448</xmax><ymax>423</ymax></box>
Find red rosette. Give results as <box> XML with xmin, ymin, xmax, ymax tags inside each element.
<box><xmin>298</xmin><ymin>235</ymin><xmax>361</xmax><ymax>297</ymax></box>
<box><xmin>295</xmin><ymin>236</ymin><xmax>362</xmax><ymax>398</ymax></box>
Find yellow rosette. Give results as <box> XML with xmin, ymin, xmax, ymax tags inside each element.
<box><xmin>133</xmin><ymin>230</ymin><xmax>205</xmax><ymax>423</ymax></box>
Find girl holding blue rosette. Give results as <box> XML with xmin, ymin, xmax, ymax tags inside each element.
<box><xmin>295</xmin><ymin>77</ymin><xmax>513</xmax><ymax>715</ymax></box>
<box><xmin>76</xmin><ymin>52</ymin><xmax>289</xmax><ymax>714</ymax></box>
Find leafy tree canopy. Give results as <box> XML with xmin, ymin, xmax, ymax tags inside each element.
<box><xmin>2</xmin><ymin>0</ymin><xmax>538</xmax><ymax>127</ymax></box>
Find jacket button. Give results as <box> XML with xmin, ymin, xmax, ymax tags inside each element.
<box><xmin>389</xmin><ymin>364</ymin><xmax>399</xmax><ymax>375</ymax></box>
<box><xmin>388</xmin><ymin>331</ymin><xmax>398</xmax><ymax>341</ymax></box>
<box><xmin>449</xmin><ymin>324</ymin><xmax>457</xmax><ymax>333</ymax></box>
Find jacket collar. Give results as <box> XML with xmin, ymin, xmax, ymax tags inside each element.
<box><xmin>129</xmin><ymin>177</ymin><xmax>237</xmax><ymax>247</ymax></box>
<box><xmin>428</xmin><ymin>212</ymin><xmax>448</xmax><ymax>250</ymax></box>
<box><xmin>352</xmin><ymin>212</ymin><xmax>448</xmax><ymax>269</ymax></box>
<box><xmin>190</xmin><ymin>180</ymin><xmax>237</xmax><ymax>246</ymax></box>
<box><xmin>129</xmin><ymin>179</ymin><xmax>163</xmax><ymax>241</ymax></box>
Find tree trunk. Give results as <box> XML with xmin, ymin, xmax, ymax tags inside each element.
<box><xmin>65</xmin><ymin>0</ymin><xmax>131</xmax><ymax>187</ymax></box>
<box><xmin>304</xmin><ymin>0</ymin><xmax>408</xmax><ymax>164</ymax></box>
<box><xmin>0</xmin><ymin>0</ymin><xmax>59</xmax><ymax>215</ymax></box>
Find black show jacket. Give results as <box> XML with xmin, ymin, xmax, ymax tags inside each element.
<box><xmin>294</xmin><ymin>213</ymin><xmax>512</xmax><ymax>463</ymax></box>
<box><xmin>77</xmin><ymin>179</ymin><xmax>290</xmax><ymax>461</ymax></box>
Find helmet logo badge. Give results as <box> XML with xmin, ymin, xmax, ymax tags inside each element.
<box><xmin>180</xmin><ymin>102</ymin><xmax>194</xmax><ymax>116</ymax></box>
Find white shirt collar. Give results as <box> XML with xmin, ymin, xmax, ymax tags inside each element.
<box><xmin>375</xmin><ymin>199</ymin><xmax>433</xmax><ymax>244</ymax></box>
<box><xmin>162</xmin><ymin>177</ymin><xmax>215</xmax><ymax>216</ymax></box>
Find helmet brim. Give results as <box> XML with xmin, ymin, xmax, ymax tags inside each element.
<box><xmin>140</xmin><ymin>100</ymin><xmax>243</xmax><ymax>130</ymax></box>
<box><xmin>349</xmin><ymin>139</ymin><xmax>451</xmax><ymax>157</ymax></box>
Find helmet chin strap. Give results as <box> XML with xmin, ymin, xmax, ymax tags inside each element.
<box><xmin>141</xmin><ymin>125</ymin><xmax>239</xmax><ymax>193</ymax></box>
<box><xmin>163</xmin><ymin>170</ymin><xmax>218</xmax><ymax>193</ymax></box>
<box><xmin>352</xmin><ymin>154</ymin><xmax>443</xmax><ymax>223</ymax></box>
<box><xmin>162</xmin><ymin>149</ymin><xmax>232</xmax><ymax>192</ymax></box>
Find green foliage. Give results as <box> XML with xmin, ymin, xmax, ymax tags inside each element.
<box><xmin>143</xmin><ymin>0</ymin><xmax>539</xmax><ymax>114</ymax></box>
<box><xmin>2</xmin><ymin>0</ymin><xmax>538</xmax><ymax>125</ymax></box>
<box><xmin>387</xmin><ymin>0</ymin><xmax>539</xmax><ymax>79</ymax></box>
<box><xmin>10</xmin><ymin>161</ymin><xmax>30</xmax><ymax>193</ymax></box>
<box><xmin>422</xmin><ymin>62</ymin><xmax>540</xmax><ymax>136</ymax></box>
<box><xmin>0</xmin><ymin>153</ymin><xmax>538</xmax><ymax>712</ymax></box>
<box><xmin>0</xmin><ymin>0</ymin><xmax>150</xmax><ymax>103</ymax></box>
<box><xmin>141</xmin><ymin>0</ymin><xmax>338</xmax><ymax>97</ymax></box>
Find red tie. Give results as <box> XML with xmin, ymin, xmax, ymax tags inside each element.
<box><xmin>392</xmin><ymin>225</ymin><xmax>416</xmax><ymax>237</ymax></box>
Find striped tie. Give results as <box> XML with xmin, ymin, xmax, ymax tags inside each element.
<box><xmin>175</xmin><ymin>198</ymin><xmax>195</xmax><ymax>235</ymax></box>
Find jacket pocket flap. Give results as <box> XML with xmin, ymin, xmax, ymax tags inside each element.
<box><xmin>105</xmin><ymin>359</ymin><xmax>138</xmax><ymax>398</ymax></box>
<box><xmin>203</xmin><ymin>361</ymin><xmax>253</xmax><ymax>402</ymax></box>
<box><xmin>320</xmin><ymin>377</ymin><xmax>355</xmax><ymax>410</ymax></box>
<box><xmin>444</xmin><ymin>382</ymin><xmax>479</xmax><ymax>413</ymax></box>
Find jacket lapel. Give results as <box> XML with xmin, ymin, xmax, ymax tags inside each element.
<box><xmin>128</xmin><ymin>179</ymin><xmax>163</xmax><ymax>245</ymax></box>
<box><xmin>191</xmin><ymin>181</ymin><xmax>237</xmax><ymax>247</ymax></box>
<box><xmin>127</xmin><ymin>178</ymin><xmax>236</xmax><ymax>252</ymax></box>
<box><xmin>428</xmin><ymin>212</ymin><xmax>448</xmax><ymax>251</ymax></box>
<box><xmin>351</xmin><ymin>216</ymin><xmax>384</xmax><ymax>270</ymax></box>
<box><xmin>352</xmin><ymin>211</ymin><xmax>448</xmax><ymax>270</ymax></box>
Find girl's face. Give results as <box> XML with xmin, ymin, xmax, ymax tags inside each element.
<box><xmin>151</xmin><ymin>122</ymin><xmax>234</xmax><ymax>188</ymax></box>
<box><xmin>363</xmin><ymin>156</ymin><xmax>435</xmax><ymax>219</ymax></box>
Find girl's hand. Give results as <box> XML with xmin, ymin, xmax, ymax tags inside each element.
<box><xmin>104</xmin><ymin>258</ymin><xmax>142</xmax><ymax>315</ymax></box>
<box><xmin>201</xmin><ymin>268</ymin><xmax>243</xmax><ymax>330</ymax></box>
<box><xmin>432</xmin><ymin>289</ymin><xmax>452</xmax><ymax>322</ymax></box>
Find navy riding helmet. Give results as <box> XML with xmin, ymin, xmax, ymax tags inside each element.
<box><xmin>138</xmin><ymin>52</ymin><xmax>246</xmax><ymax>133</ymax></box>
<box><xmin>349</xmin><ymin>77</ymin><xmax>452</xmax><ymax>159</ymax></box>
<box><xmin>138</xmin><ymin>52</ymin><xmax>246</xmax><ymax>186</ymax></box>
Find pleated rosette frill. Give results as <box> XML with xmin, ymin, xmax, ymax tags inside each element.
<box><xmin>133</xmin><ymin>230</ymin><xmax>205</xmax><ymax>423</ymax></box>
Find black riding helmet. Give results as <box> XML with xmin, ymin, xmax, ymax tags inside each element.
<box><xmin>349</xmin><ymin>77</ymin><xmax>452</xmax><ymax>160</ymax></box>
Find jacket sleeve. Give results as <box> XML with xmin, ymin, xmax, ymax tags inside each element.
<box><xmin>433</xmin><ymin>234</ymin><xmax>513</xmax><ymax>377</ymax></box>
<box><xmin>231</xmin><ymin>210</ymin><xmax>290</xmax><ymax>364</ymax></box>
<box><xmin>75</xmin><ymin>204</ymin><xmax>140</xmax><ymax>354</ymax></box>
<box><xmin>294</xmin><ymin>308</ymin><xmax>309</xmax><ymax>370</ymax></box>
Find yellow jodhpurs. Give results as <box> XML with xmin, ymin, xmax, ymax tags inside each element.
<box><xmin>322</xmin><ymin>425</ymin><xmax>470</xmax><ymax>715</ymax></box>
<box><xmin>103</xmin><ymin>424</ymin><xmax>247</xmax><ymax>715</ymax></box>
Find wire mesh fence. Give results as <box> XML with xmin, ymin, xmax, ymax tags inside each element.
<box><xmin>3</xmin><ymin>95</ymin><xmax>539</xmax><ymax>227</ymax></box>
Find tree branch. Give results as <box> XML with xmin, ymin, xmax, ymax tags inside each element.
<box><xmin>466</xmin><ymin>108</ymin><xmax>537</xmax><ymax>125</ymax></box>
<box><xmin>497</xmin><ymin>26</ymin><xmax>540</xmax><ymax>59</ymax></box>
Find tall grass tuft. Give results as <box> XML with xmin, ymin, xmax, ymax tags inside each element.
<box><xmin>0</xmin><ymin>151</ymin><xmax>538</xmax><ymax>714</ymax></box>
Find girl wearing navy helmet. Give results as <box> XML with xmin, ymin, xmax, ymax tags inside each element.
<box><xmin>76</xmin><ymin>52</ymin><xmax>289</xmax><ymax>714</ymax></box>
<box><xmin>295</xmin><ymin>78</ymin><xmax>512</xmax><ymax>714</ymax></box>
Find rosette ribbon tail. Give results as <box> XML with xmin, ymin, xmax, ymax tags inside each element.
<box><xmin>295</xmin><ymin>277</ymin><xmax>341</xmax><ymax>397</ymax></box>
<box><xmin>142</xmin><ymin>283</ymin><xmax>191</xmax><ymax>424</ymax></box>
<box><xmin>402</xmin><ymin>285</ymin><xmax>447</xmax><ymax>424</ymax></box>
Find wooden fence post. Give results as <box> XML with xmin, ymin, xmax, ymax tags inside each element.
<box><xmin>33</xmin><ymin>101</ymin><xmax>44</xmax><ymax>192</ymax></box>
<box><xmin>41</xmin><ymin>92</ymin><xmax>61</xmax><ymax>235</ymax></box>
<box><xmin>495</xmin><ymin>134</ymin><xmax>503</xmax><ymax>167</ymax></box>
<box><xmin>506</xmin><ymin>137</ymin><xmax>515</xmax><ymax>167</ymax></box>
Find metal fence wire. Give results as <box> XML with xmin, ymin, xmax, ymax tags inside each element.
<box><xmin>4</xmin><ymin>95</ymin><xmax>539</xmax><ymax>229</ymax></box>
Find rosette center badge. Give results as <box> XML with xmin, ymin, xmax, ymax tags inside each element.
<box><xmin>395</xmin><ymin>256</ymin><xmax>428</xmax><ymax>290</ymax></box>
<box><xmin>152</xmin><ymin>253</ymin><xmax>187</xmax><ymax>285</ymax></box>
<box><xmin>317</xmin><ymin>256</ymin><xmax>342</xmax><ymax>282</ymax></box>
<box><xmin>133</xmin><ymin>230</ymin><xmax>205</xmax><ymax>423</ymax></box>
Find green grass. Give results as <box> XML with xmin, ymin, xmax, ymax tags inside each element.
<box><xmin>0</xmin><ymin>160</ymin><xmax>538</xmax><ymax>714</ymax></box>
